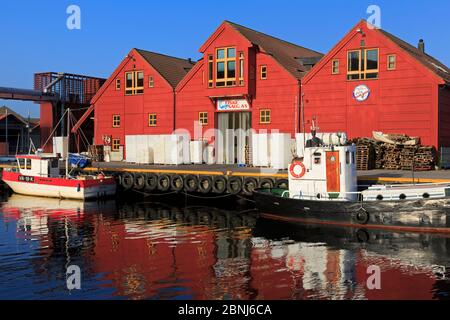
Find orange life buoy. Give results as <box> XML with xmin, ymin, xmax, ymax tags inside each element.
<box><xmin>289</xmin><ymin>161</ymin><xmax>306</xmax><ymax>179</ymax></box>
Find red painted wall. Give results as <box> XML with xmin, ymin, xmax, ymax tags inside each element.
<box><xmin>439</xmin><ymin>87</ymin><xmax>450</xmax><ymax>148</ymax></box>
<box><xmin>40</xmin><ymin>102</ymin><xmax>54</xmax><ymax>152</ymax></box>
<box><xmin>302</xmin><ymin>21</ymin><xmax>442</xmax><ymax>148</ymax></box>
<box><xmin>93</xmin><ymin>49</ymin><xmax>175</xmax><ymax>149</ymax></box>
<box><xmin>176</xmin><ymin>23</ymin><xmax>300</xmax><ymax>139</ymax></box>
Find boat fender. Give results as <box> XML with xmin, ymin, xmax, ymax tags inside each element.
<box><xmin>133</xmin><ymin>173</ymin><xmax>146</xmax><ymax>190</ymax></box>
<box><xmin>353</xmin><ymin>208</ymin><xmax>370</xmax><ymax>225</ymax></box>
<box><xmin>184</xmin><ymin>175</ymin><xmax>199</xmax><ymax>193</ymax></box>
<box><xmin>227</xmin><ymin>177</ymin><xmax>243</xmax><ymax>195</ymax></box>
<box><xmin>145</xmin><ymin>173</ymin><xmax>158</xmax><ymax>191</ymax></box>
<box><xmin>275</xmin><ymin>179</ymin><xmax>289</xmax><ymax>190</ymax></box>
<box><xmin>289</xmin><ymin>161</ymin><xmax>306</xmax><ymax>179</ymax></box>
<box><xmin>157</xmin><ymin>174</ymin><xmax>171</xmax><ymax>192</ymax></box>
<box><xmin>212</xmin><ymin>176</ymin><xmax>227</xmax><ymax>194</ymax></box>
<box><xmin>258</xmin><ymin>178</ymin><xmax>275</xmax><ymax>189</ymax></box>
<box><xmin>121</xmin><ymin>172</ymin><xmax>134</xmax><ymax>190</ymax></box>
<box><xmin>170</xmin><ymin>175</ymin><xmax>184</xmax><ymax>192</ymax></box>
<box><xmin>243</xmin><ymin>177</ymin><xmax>258</xmax><ymax>196</ymax></box>
<box><xmin>198</xmin><ymin>176</ymin><xmax>213</xmax><ymax>194</ymax></box>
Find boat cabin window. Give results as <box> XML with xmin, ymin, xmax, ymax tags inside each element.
<box><xmin>18</xmin><ymin>158</ymin><xmax>31</xmax><ymax>170</ymax></box>
<box><xmin>51</xmin><ymin>159</ymin><xmax>59</xmax><ymax>168</ymax></box>
<box><xmin>346</xmin><ymin>151</ymin><xmax>350</xmax><ymax>164</ymax></box>
<box><xmin>352</xmin><ymin>151</ymin><xmax>355</xmax><ymax>164</ymax></box>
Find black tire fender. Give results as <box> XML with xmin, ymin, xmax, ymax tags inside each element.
<box><xmin>184</xmin><ymin>175</ymin><xmax>199</xmax><ymax>193</ymax></box>
<box><xmin>133</xmin><ymin>173</ymin><xmax>146</xmax><ymax>190</ymax></box>
<box><xmin>227</xmin><ymin>177</ymin><xmax>243</xmax><ymax>195</ymax></box>
<box><xmin>145</xmin><ymin>173</ymin><xmax>158</xmax><ymax>191</ymax></box>
<box><xmin>353</xmin><ymin>209</ymin><xmax>370</xmax><ymax>225</ymax></box>
<box><xmin>198</xmin><ymin>176</ymin><xmax>213</xmax><ymax>194</ymax></box>
<box><xmin>121</xmin><ymin>172</ymin><xmax>134</xmax><ymax>190</ymax></box>
<box><xmin>275</xmin><ymin>179</ymin><xmax>289</xmax><ymax>190</ymax></box>
<box><xmin>171</xmin><ymin>175</ymin><xmax>184</xmax><ymax>192</ymax></box>
<box><xmin>157</xmin><ymin>174</ymin><xmax>171</xmax><ymax>192</ymax></box>
<box><xmin>243</xmin><ymin>177</ymin><xmax>259</xmax><ymax>196</ymax></box>
<box><xmin>259</xmin><ymin>178</ymin><xmax>275</xmax><ymax>189</ymax></box>
<box><xmin>212</xmin><ymin>176</ymin><xmax>227</xmax><ymax>194</ymax></box>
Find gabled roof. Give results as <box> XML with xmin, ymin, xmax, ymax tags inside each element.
<box><xmin>303</xmin><ymin>20</ymin><xmax>450</xmax><ymax>85</ymax></box>
<box><xmin>0</xmin><ymin>106</ymin><xmax>38</xmax><ymax>126</ymax></box>
<box><xmin>135</xmin><ymin>49</ymin><xmax>196</xmax><ymax>88</ymax></box>
<box><xmin>225</xmin><ymin>21</ymin><xmax>324</xmax><ymax>80</ymax></box>
<box><xmin>378</xmin><ymin>29</ymin><xmax>450</xmax><ymax>84</ymax></box>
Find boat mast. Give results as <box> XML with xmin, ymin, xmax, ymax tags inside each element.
<box><xmin>66</xmin><ymin>108</ymin><xmax>70</xmax><ymax>178</ymax></box>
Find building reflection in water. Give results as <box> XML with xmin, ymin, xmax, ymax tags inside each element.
<box><xmin>1</xmin><ymin>194</ymin><xmax>450</xmax><ymax>300</ymax></box>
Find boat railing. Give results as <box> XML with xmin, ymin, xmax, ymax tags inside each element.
<box><xmin>291</xmin><ymin>188</ymin><xmax>449</xmax><ymax>202</ymax></box>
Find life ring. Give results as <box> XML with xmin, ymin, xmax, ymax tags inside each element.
<box><xmin>170</xmin><ymin>175</ymin><xmax>184</xmax><ymax>192</ymax></box>
<box><xmin>227</xmin><ymin>177</ymin><xmax>243</xmax><ymax>195</ymax></box>
<box><xmin>289</xmin><ymin>161</ymin><xmax>306</xmax><ymax>179</ymax></box>
<box><xmin>145</xmin><ymin>173</ymin><xmax>158</xmax><ymax>191</ymax></box>
<box><xmin>184</xmin><ymin>175</ymin><xmax>199</xmax><ymax>193</ymax></box>
<box><xmin>212</xmin><ymin>176</ymin><xmax>227</xmax><ymax>194</ymax></box>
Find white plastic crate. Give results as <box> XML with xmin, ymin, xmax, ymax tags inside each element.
<box><xmin>270</xmin><ymin>133</ymin><xmax>292</xmax><ymax>170</ymax></box>
<box><xmin>125</xmin><ymin>135</ymin><xmax>137</xmax><ymax>163</ymax></box>
<box><xmin>190</xmin><ymin>141</ymin><xmax>205</xmax><ymax>164</ymax></box>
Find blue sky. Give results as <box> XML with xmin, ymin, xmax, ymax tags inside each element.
<box><xmin>1</xmin><ymin>0</ymin><xmax>449</xmax><ymax>117</ymax></box>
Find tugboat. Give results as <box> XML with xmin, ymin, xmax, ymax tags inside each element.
<box><xmin>253</xmin><ymin>129</ymin><xmax>450</xmax><ymax>233</ymax></box>
<box><xmin>1</xmin><ymin>109</ymin><xmax>116</xmax><ymax>200</ymax></box>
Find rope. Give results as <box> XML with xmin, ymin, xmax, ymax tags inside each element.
<box><xmin>41</xmin><ymin>108</ymin><xmax>68</xmax><ymax>151</ymax></box>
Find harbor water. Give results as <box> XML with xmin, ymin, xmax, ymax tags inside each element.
<box><xmin>1</xmin><ymin>192</ymin><xmax>450</xmax><ymax>300</ymax></box>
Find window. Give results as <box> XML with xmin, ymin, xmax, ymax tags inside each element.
<box><xmin>387</xmin><ymin>54</ymin><xmax>396</xmax><ymax>70</ymax></box>
<box><xmin>112</xmin><ymin>139</ymin><xmax>120</xmax><ymax>151</ymax></box>
<box><xmin>149</xmin><ymin>76</ymin><xmax>154</xmax><ymax>88</ymax></box>
<box><xmin>215</xmin><ymin>47</ymin><xmax>236</xmax><ymax>87</ymax></box>
<box><xmin>332</xmin><ymin>59</ymin><xmax>339</xmax><ymax>74</ymax></box>
<box><xmin>208</xmin><ymin>55</ymin><xmax>214</xmax><ymax>88</ymax></box>
<box><xmin>112</xmin><ymin>115</ymin><xmax>121</xmax><ymax>128</ymax></box>
<box><xmin>260</xmin><ymin>65</ymin><xmax>268</xmax><ymax>80</ymax></box>
<box><xmin>199</xmin><ymin>112</ymin><xmax>208</xmax><ymax>125</ymax></box>
<box><xmin>125</xmin><ymin>71</ymin><xmax>144</xmax><ymax>95</ymax></box>
<box><xmin>260</xmin><ymin>109</ymin><xmax>271</xmax><ymax>124</ymax></box>
<box><xmin>148</xmin><ymin>114</ymin><xmax>157</xmax><ymax>127</ymax></box>
<box><xmin>115</xmin><ymin>79</ymin><xmax>121</xmax><ymax>90</ymax></box>
<box><xmin>239</xmin><ymin>52</ymin><xmax>245</xmax><ymax>86</ymax></box>
<box><xmin>347</xmin><ymin>49</ymin><xmax>379</xmax><ymax>80</ymax></box>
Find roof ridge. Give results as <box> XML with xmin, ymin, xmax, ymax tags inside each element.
<box><xmin>225</xmin><ymin>20</ymin><xmax>322</xmax><ymax>56</ymax></box>
<box><xmin>134</xmin><ymin>48</ymin><xmax>195</xmax><ymax>63</ymax></box>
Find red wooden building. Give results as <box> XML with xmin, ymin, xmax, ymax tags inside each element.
<box><xmin>176</xmin><ymin>20</ymin><xmax>323</xmax><ymax>143</ymax></box>
<box><xmin>302</xmin><ymin>20</ymin><xmax>450</xmax><ymax>149</ymax></box>
<box><xmin>76</xmin><ymin>49</ymin><xmax>195</xmax><ymax>151</ymax></box>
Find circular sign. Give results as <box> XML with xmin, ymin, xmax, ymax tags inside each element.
<box><xmin>353</xmin><ymin>85</ymin><xmax>370</xmax><ymax>102</ymax></box>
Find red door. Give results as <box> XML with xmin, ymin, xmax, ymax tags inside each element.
<box><xmin>326</xmin><ymin>151</ymin><xmax>341</xmax><ymax>194</ymax></box>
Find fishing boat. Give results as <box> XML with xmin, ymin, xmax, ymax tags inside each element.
<box><xmin>1</xmin><ymin>109</ymin><xmax>116</xmax><ymax>200</ymax></box>
<box><xmin>253</xmin><ymin>132</ymin><xmax>450</xmax><ymax>233</ymax></box>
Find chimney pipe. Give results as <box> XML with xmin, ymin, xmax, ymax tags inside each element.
<box><xmin>418</xmin><ymin>39</ymin><xmax>425</xmax><ymax>54</ymax></box>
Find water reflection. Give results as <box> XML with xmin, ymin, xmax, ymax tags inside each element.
<box><xmin>0</xmin><ymin>194</ymin><xmax>450</xmax><ymax>300</ymax></box>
